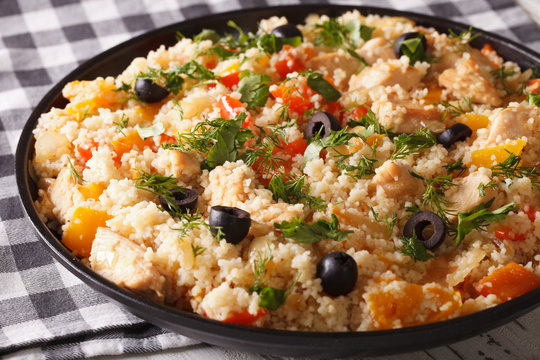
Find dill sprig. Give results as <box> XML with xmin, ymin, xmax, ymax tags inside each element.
<box><xmin>478</xmin><ymin>180</ymin><xmax>498</xmax><ymax>198</ymax></box>
<box><xmin>337</xmin><ymin>154</ymin><xmax>378</xmax><ymax>179</ymax></box>
<box><xmin>370</xmin><ymin>206</ymin><xmax>397</xmax><ymax>236</ymax></box>
<box><xmin>134</xmin><ymin>170</ymin><xmax>184</xmax><ymax>211</ymax></box>
<box><xmin>490</xmin><ymin>152</ymin><xmax>540</xmax><ymax>190</ymax></box>
<box><xmin>191</xmin><ymin>244</ymin><xmax>207</xmax><ymax>258</ymax></box>
<box><xmin>438</xmin><ymin>97</ymin><xmax>472</xmax><ymax>119</ymax></box>
<box><xmin>391</xmin><ymin>128</ymin><xmax>436</xmax><ymax>160</ymax></box>
<box><xmin>67</xmin><ymin>157</ymin><xmax>84</xmax><ymax>185</ymax></box>
<box><xmin>448</xmin><ymin>26</ymin><xmax>480</xmax><ymax>53</ymax></box>
<box><xmin>173</xmin><ymin>209</ymin><xmax>224</xmax><ymax>241</ymax></box>
<box><xmin>410</xmin><ymin>171</ymin><xmax>457</xmax><ymax>227</ymax></box>
<box><xmin>346</xmin><ymin>109</ymin><xmax>392</xmax><ymax>137</ymax></box>
<box><xmin>490</xmin><ymin>65</ymin><xmax>520</xmax><ymax>95</ymax></box>
<box><xmin>113</xmin><ymin>114</ymin><xmax>129</xmax><ymax>136</ymax></box>
<box><xmin>444</xmin><ymin>158</ymin><xmax>468</xmax><ymax>177</ymax></box>
<box><xmin>268</xmin><ymin>174</ymin><xmax>327</xmax><ymax>211</ymax></box>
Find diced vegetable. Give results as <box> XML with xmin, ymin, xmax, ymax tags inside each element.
<box><xmin>458</xmin><ymin>114</ymin><xmax>490</xmax><ymax>134</ymax></box>
<box><xmin>474</xmin><ymin>262</ymin><xmax>540</xmax><ymax>301</ymax></box>
<box><xmin>220</xmin><ymin>71</ymin><xmax>241</xmax><ymax>89</ymax></box>
<box><xmin>76</xmin><ymin>140</ymin><xmax>99</xmax><ymax>165</ymax></box>
<box><xmin>223</xmin><ymin>309</ymin><xmax>267</xmax><ymax>325</ymax></box>
<box><xmin>217</xmin><ymin>95</ymin><xmax>253</xmax><ymax>128</ymax></box>
<box><xmin>526</xmin><ymin>78</ymin><xmax>540</xmax><ymax>95</ymax></box>
<box><xmin>494</xmin><ymin>227</ymin><xmax>526</xmax><ymax>241</ymax></box>
<box><xmin>270</xmin><ymin>83</ymin><xmax>314</xmax><ymax>115</ymax></box>
<box><xmin>470</xmin><ymin>139</ymin><xmax>526</xmax><ymax>169</ymax></box>
<box><xmin>78</xmin><ymin>182</ymin><xmax>107</xmax><ymax>201</ymax></box>
<box><xmin>112</xmin><ymin>130</ymin><xmax>155</xmax><ymax>165</ymax></box>
<box><xmin>480</xmin><ymin>43</ymin><xmax>502</xmax><ymax>69</ymax></box>
<box><xmin>62</xmin><ymin>207</ymin><xmax>111</xmax><ymax>257</ymax></box>
<box><xmin>273</xmin><ymin>45</ymin><xmax>306</xmax><ymax>79</ymax></box>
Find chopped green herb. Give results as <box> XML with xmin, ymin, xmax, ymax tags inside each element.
<box><xmin>359</xmin><ymin>24</ymin><xmax>375</xmax><ymax>42</ymax></box>
<box><xmin>399</xmin><ymin>232</ymin><xmax>434</xmax><ymax>262</ymax></box>
<box><xmin>405</xmin><ymin>203</ymin><xmax>421</xmax><ymax>214</ymax></box>
<box><xmin>135</xmin><ymin>122</ymin><xmax>165</xmax><ymax>139</ymax></box>
<box><xmin>174</xmin><ymin>209</ymin><xmax>223</xmax><ymax>241</ymax></box>
<box><xmin>370</xmin><ymin>206</ymin><xmax>397</xmax><ymax>236</ymax></box>
<box><xmin>438</xmin><ymin>97</ymin><xmax>472</xmax><ymax>119</ymax></box>
<box><xmin>114</xmin><ymin>82</ymin><xmax>132</xmax><ymax>93</ymax></box>
<box><xmin>391</xmin><ymin>128</ymin><xmax>436</xmax><ymax>160</ymax></box>
<box><xmin>274</xmin><ymin>214</ymin><xmax>352</xmax><ymax>244</ymax></box>
<box><xmin>490</xmin><ymin>152</ymin><xmax>540</xmax><ymax>190</ymax></box>
<box><xmin>175</xmin><ymin>31</ymin><xmax>185</xmax><ymax>42</ymax></box>
<box><xmin>137</xmin><ymin>61</ymin><xmax>215</xmax><ymax>95</ymax></box>
<box><xmin>526</xmin><ymin>91</ymin><xmax>540</xmax><ymax>107</ymax></box>
<box><xmin>444</xmin><ymin>158</ymin><xmax>468</xmax><ymax>177</ymax></box>
<box><xmin>238</xmin><ymin>71</ymin><xmax>272</xmax><ymax>109</ymax></box>
<box><xmin>194</xmin><ymin>29</ymin><xmax>220</xmax><ymax>43</ymax></box>
<box><xmin>410</xmin><ymin>171</ymin><xmax>456</xmax><ymax>227</ymax></box>
<box><xmin>302</xmin><ymin>128</ymin><xmax>358</xmax><ymax>168</ymax></box>
<box><xmin>67</xmin><ymin>157</ymin><xmax>84</xmax><ymax>185</ymax></box>
<box><xmin>448</xmin><ymin>26</ymin><xmax>481</xmax><ymax>53</ymax></box>
<box><xmin>346</xmin><ymin>109</ymin><xmax>392</xmax><ymax>137</ymax></box>
<box><xmin>268</xmin><ymin>174</ymin><xmax>326</xmax><ymax>210</ymax></box>
<box><xmin>398</xmin><ymin>33</ymin><xmax>428</xmax><ymax>65</ymax></box>
<box><xmin>455</xmin><ymin>199</ymin><xmax>517</xmax><ymax>245</ymax></box>
<box><xmin>191</xmin><ymin>244</ymin><xmax>207</xmax><ymax>257</ymax></box>
<box><xmin>305</xmin><ymin>71</ymin><xmax>341</xmax><ymax>102</ymax></box>
<box><xmin>490</xmin><ymin>65</ymin><xmax>519</xmax><ymax>95</ymax></box>
<box><xmin>337</xmin><ymin>155</ymin><xmax>377</xmax><ymax>179</ymax></box>
<box><xmin>113</xmin><ymin>114</ymin><xmax>129</xmax><ymax>136</ymax></box>
<box><xmin>315</xmin><ymin>18</ymin><xmax>348</xmax><ymax>47</ymax></box>
<box><xmin>134</xmin><ymin>170</ymin><xmax>184</xmax><ymax>212</ymax></box>
<box><xmin>478</xmin><ymin>180</ymin><xmax>498</xmax><ymax>197</ymax></box>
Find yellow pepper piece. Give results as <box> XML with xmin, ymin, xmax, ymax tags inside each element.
<box><xmin>257</xmin><ymin>55</ymin><xmax>269</xmax><ymax>67</ymax></box>
<box><xmin>63</xmin><ymin>207</ymin><xmax>112</xmax><ymax>257</ymax></box>
<box><xmin>112</xmin><ymin>130</ymin><xmax>154</xmax><ymax>161</ymax></box>
<box><xmin>78</xmin><ymin>182</ymin><xmax>107</xmax><ymax>201</ymax></box>
<box><xmin>423</xmin><ymin>86</ymin><xmax>443</xmax><ymax>103</ymax></box>
<box><xmin>470</xmin><ymin>139</ymin><xmax>526</xmax><ymax>169</ymax></box>
<box><xmin>458</xmin><ymin>114</ymin><xmax>490</xmax><ymax>133</ymax></box>
<box><xmin>219</xmin><ymin>60</ymin><xmax>240</xmax><ymax>76</ymax></box>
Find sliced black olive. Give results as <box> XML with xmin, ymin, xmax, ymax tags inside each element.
<box><xmin>316</xmin><ymin>252</ymin><xmax>358</xmax><ymax>297</ymax></box>
<box><xmin>403</xmin><ymin>211</ymin><xmax>446</xmax><ymax>249</ymax></box>
<box><xmin>209</xmin><ymin>205</ymin><xmax>251</xmax><ymax>244</ymax></box>
<box><xmin>159</xmin><ymin>188</ymin><xmax>198</xmax><ymax>213</ymax></box>
<box><xmin>304</xmin><ymin>111</ymin><xmax>342</xmax><ymax>141</ymax></box>
<box><xmin>393</xmin><ymin>32</ymin><xmax>427</xmax><ymax>58</ymax></box>
<box><xmin>134</xmin><ymin>78</ymin><xmax>170</xmax><ymax>103</ymax></box>
<box><xmin>437</xmin><ymin>123</ymin><xmax>473</xmax><ymax>149</ymax></box>
<box><xmin>271</xmin><ymin>24</ymin><xmax>303</xmax><ymax>40</ymax></box>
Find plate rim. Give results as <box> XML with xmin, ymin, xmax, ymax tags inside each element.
<box><xmin>15</xmin><ymin>4</ymin><xmax>540</xmax><ymax>357</ymax></box>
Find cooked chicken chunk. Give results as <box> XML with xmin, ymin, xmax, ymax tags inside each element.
<box><xmin>372</xmin><ymin>98</ymin><xmax>445</xmax><ymax>134</ymax></box>
<box><xmin>49</xmin><ymin>167</ymin><xmax>82</xmax><ymax>223</ymax></box>
<box><xmin>356</xmin><ymin>37</ymin><xmax>396</xmax><ymax>65</ymax></box>
<box><xmin>487</xmin><ymin>105</ymin><xmax>531</xmax><ymax>145</ymax></box>
<box><xmin>308</xmin><ymin>52</ymin><xmax>364</xmax><ymax>89</ymax></box>
<box><xmin>445</xmin><ymin>171</ymin><xmax>495</xmax><ymax>214</ymax></box>
<box><xmin>368</xmin><ymin>161</ymin><xmax>423</xmax><ymax>198</ymax></box>
<box><xmin>349</xmin><ymin>59</ymin><xmax>425</xmax><ymax>91</ymax></box>
<box><xmin>90</xmin><ymin>227</ymin><xmax>164</xmax><ymax>298</ymax></box>
<box><xmin>439</xmin><ymin>57</ymin><xmax>501</xmax><ymax>106</ymax></box>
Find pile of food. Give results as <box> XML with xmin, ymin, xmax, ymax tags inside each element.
<box><xmin>32</xmin><ymin>11</ymin><xmax>540</xmax><ymax>331</ymax></box>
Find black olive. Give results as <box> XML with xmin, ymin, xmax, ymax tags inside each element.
<box><xmin>436</xmin><ymin>123</ymin><xmax>473</xmax><ymax>149</ymax></box>
<box><xmin>393</xmin><ymin>32</ymin><xmax>427</xmax><ymax>58</ymax></box>
<box><xmin>209</xmin><ymin>206</ymin><xmax>251</xmax><ymax>244</ymax></box>
<box><xmin>304</xmin><ymin>112</ymin><xmax>342</xmax><ymax>141</ymax></box>
<box><xmin>271</xmin><ymin>24</ymin><xmax>303</xmax><ymax>40</ymax></box>
<box><xmin>134</xmin><ymin>78</ymin><xmax>170</xmax><ymax>103</ymax></box>
<box><xmin>159</xmin><ymin>188</ymin><xmax>198</xmax><ymax>213</ymax></box>
<box><xmin>403</xmin><ymin>211</ymin><xmax>446</xmax><ymax>249</ymax></box>
<box><xmin>316</xmin><ymin>252</ymin><xmax>358</xmax><ymax>297</ymax></box>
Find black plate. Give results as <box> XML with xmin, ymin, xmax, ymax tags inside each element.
<box><xmin>15</xmin><ymin>5</ymin><xmax>540</xmax><ymax>358</ymax></box>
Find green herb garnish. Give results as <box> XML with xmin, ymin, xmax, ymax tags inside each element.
<box><xmin>526</xmin><ymin>91</ymin><xmax>540</xmax><ymax>107</ymax></box>
<box><xmin>455</xmin><ymin>199</ymin><xmax>517</xmax><ymax>245</ymax></box>
<box><xmin>194</xmin><ymin>29</ymin><xmax>221</xmax><ymax>43</ymax></box>
<box><xmin>305</xmin><ymin>71</ymin><xmax>341</xmax><ymax>102</ymax></box>
<box><xmin>490</xmin><ymin>65</ymin><xmax>519</xmax><ymax>95</ymax></box>
<box><xmin>399</xmin><ymin>232</ymin><xmax>434</xmax><ymax>262</ymax></box>
<box><xmin>490</xmin><ymin>152</ymin><xmax>540</xmax><ymax>190</ymax></box>
<box><xmin>478</xmin><ymin>180</ymin><xmax>497</xmax><ymax>198</ymax></box>
<box><xmin>134</xmin><ymin>170</ymin><xmax>184</xmax><ymax>212</ymax></box>
<box><xmin>410</xmin><ymin>171</ymin><xmax>456</xmax><ymax>226</ymax></box>
<box><xmin>191</xmin><ymin>244</ymin><xmax>207</xmax><ymax>257</ymax></box>
<box><xmin>398</xmin><ymin>33</ymin><xmax>427</xmax><ymax>65</ymax></box>
<box><xmin>448</xmin><ymin>26</ymin><xmax>480</xmax><ymax>53</ymax></box>
<box><xmin>444</xmin><ymin>158</ymin><xmax>468</xmax><ymax>177</ymax></box>
<box><xmin>391</xmin><ymin>128</ymin><xmax>436</xmax><ymax>160</ymax></box>
<box><xmin>438</xmin><ymin>97</ymin><xmax>472</xmax><ymax>119</ymax></box>
<box><xmin>135</xmin><ymin>122</ymin><xmax>165</xmax><ymax>139</ymax></box>
<box><xmin>113</xmin><ymin>114</ymin><xmax>129</xmax><ymax>136</ymax></box>
<box><xmin>68</xmin><ymin>157</ymin><xmax>84</xmax><ymax>185</ymax></box>
<box><xmin>268</xmin><ymin>174</ymin><xmax>326</xmax><ymax>210</ymax></box>
<box><xmin>238</xmin><ymin>71</ymin><xmax>272</xmax><ymax>109</ymax></box>
<box><xmin>274</xmin><ymin>214</ymin><xmax>352</xmax><ymax>244</ymax></box>
<box><xmin>302</xmin><ymin>128</ymin><xmax>358</xmax><ymax>168</ymax></box>
<box><xmin>370</xmin><ymin>207</ymin><xmax>397</xmax><ymax>236</ymax></box>
<box><xmin>337</xmin><ymin>155</ymin><xmax>377</xmax><ymax>179</ymax></box>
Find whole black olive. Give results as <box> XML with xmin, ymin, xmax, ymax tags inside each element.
<box><xmin>159</xmin><ymin>188</ymin><xmax>198</xmax><ymax>213</ymax></box>
<box><xmin>316</xmin><ymin>252</ymin><xmax>358</xmax><ymax>297</ymax></box>
<box><xmin>403</xmin><ymin>211</ymin><xmax>446</xmax><ymax>249</ymax></box>
<box><xmin>304</xmin><ymin>111</ymin><xmax>342</xmax><ymax>141</ymax></box>
<box><xmin>134</xmin><ymin>78</ymin><xmax>170</xmax><ymax>103</ymax></box>
<box><xmin>209</xmin><ymin>206</ymin><xmax>251</xmax><ymax>244</ymax></box>
<box><xmin>436</xmin><ymin>123</ymin><xmax>473</xmax><ymax>149</ymax></box>
<box><xmin>393</xmin><ymin>32</ymin><xmax>427</xmax><ymax>58</ymax></box>
<box><xmin>271</xmin><ymin>24</ymin><xmax>303</xmax><ymax>40</ymax></box>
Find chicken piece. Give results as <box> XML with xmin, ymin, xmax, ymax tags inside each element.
<box><xmin>368</xmin><ymin>161</ymin><xmax>423</xmax><ymax>198</ymax></box>
<box><xmin>90</xmin><ymin>227</ymin><xmax>164</xmax><ymax>299</ymax></box>
<box><xmin>372</xmin><ymin>98</ymin><xmax>446</xmax><ymax>134</ymax></box>
<box><xmin>486</xmin><ymin>105</ymin><xmax>532</xmax><ymax>145</ymax></box>
<box><xmin>307</xmin><ymin>52</ymin><xmax>364</xmax><ymax>89</ymax></box>
<box><xmin>439</xmin><ymin>57</ymin><xmax>501</xmax><ymax>106</ymax></box>
<box><xmin>49</xmin><ymin>167</ymin><xmax>83</xmax><ymax>223</ymax></box>
<box><xmin>349</xmin><ymin>59</ymin><xmax>425</xmax><ymax>91</ymax></box>
<box><xmin>356</xmin><ymin>37</ymin><xmax>396</xmax><ymax>65</ymax></box>
<box><xmin>153</xmin><ymin>149</ymin><xmax>201</xmax><ymax>182</ymax></box>
<box><xmin>444</xmin><ymin>171</ymin><xmax>495</xmax><ymax>214</ymax></box>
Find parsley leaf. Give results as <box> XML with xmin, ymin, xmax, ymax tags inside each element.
<box><xmin>268</xmin><ymin>174</ymin><xmax>326</xmax><ymax>210</ymax></box>
<box><xmin>398</xmin><ymin>33</ymin><xmax>428</xmax><ymax>65</ymax></box>
<box><xmin>238</xmin><ymin>71</ymin><xmax>272</xmax><ymax>109</ymax></box>
<box><xmin>399</xmin><ymin>233</ymin><xmax>434</xmax><ymax>262</ymax></box>
<box><xmin>391</xmin><ymin>128</ymin><xmax>436</xmax><ymax>160</ymax></box>
<box><xmin>359</xmin><ymin>24</ymin><xmax>375</xmax><ymax>42</ymax></box>
<box><xmin>194</xmin><ymin>29</ymin><xmax>221</xmax><ymax>43</ymax></box>
<box><xmin>305</xmin><ymin>71</ymin><xmax>341</xmax><ymax>102</ymax></box>
<box><xmin>455</xmin><ymin>199</ymin><xmax>517</xmax><ymax>245</ymax></box>
<box><xmin>135</xmin><ymin>122</ymin><xmax>165</xmax><ymax>139</ymax></box>
<box><xmin>255</xmin><ymin>33</ymin><xmax>302</xmax><ymax>54</ymax></box>
<box><xmin>526</xmin><ymin>91</ymin><xmax>540</xmax><ymax>107</ymax></box>
<box><xmin>274</xmin><ymin>215</ymin><xmax>352</xmax><ymax>244</ymax></box>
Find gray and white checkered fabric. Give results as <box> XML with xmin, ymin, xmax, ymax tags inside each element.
<box><xmin>1</xmin><ymin>0</ymin><xmax>539</xmax><ymax>359</ymax></box>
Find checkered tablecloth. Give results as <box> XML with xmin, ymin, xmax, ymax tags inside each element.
<box><xmin>1</xmin><ymin>0</ymin><xmax>540</xmax><ymax>359</ymax></box>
